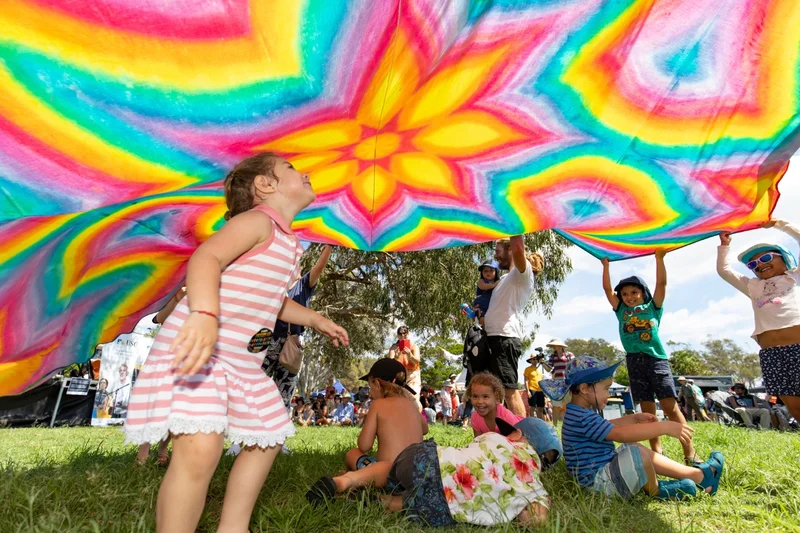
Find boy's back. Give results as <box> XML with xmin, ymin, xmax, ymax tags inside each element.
<box><xmin>371</xmin><ymin>396</ymin><xmax>425</xmax><ymax>462</ymax></box>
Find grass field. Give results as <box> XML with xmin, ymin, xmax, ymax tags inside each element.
<box><xmin>1</xmin><ymin>423</ymin><xmax>799</xmax><ymax>533</ymax></box>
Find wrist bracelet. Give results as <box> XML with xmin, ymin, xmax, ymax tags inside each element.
<box><xmin>191</xmin><ymin>310</ymin><xmax>219</xmax><ymax>321</ymax></box>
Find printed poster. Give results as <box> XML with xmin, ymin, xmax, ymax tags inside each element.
<box><xmin>92</xmin><ymin>314</ymin><xmax>158</xmax><ymax>426</ymax></box>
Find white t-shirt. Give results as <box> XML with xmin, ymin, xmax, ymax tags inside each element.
<box><xmin>484</xmin><ymin>263</ymin><xmax>535</xmax><ymax>338</ymax></box>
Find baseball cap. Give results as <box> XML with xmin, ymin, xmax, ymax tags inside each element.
<box><xmin>360</xmin><ymin>358</ymin><xmax>417</xmax><ymax>395</ymax></box>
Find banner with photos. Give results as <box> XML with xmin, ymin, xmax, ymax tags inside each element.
<box><xmin>92</xmin><ymin>314</ymin><xmax>159</xmax><ymax>426</ymax></box>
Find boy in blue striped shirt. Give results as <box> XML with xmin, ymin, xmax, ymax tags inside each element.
<box><xmin>541</xmin><ymin>357</ymin><xmax>724</xmax><ymax>500</ymax></box>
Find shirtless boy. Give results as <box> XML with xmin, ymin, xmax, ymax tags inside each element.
<box><xmin>307</xmin><ymin>358</ymin><xmax>427</xmax><ymax>501</ymax></box>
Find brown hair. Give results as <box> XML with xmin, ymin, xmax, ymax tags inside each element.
<box><xmin>373</xmin><ymin>377</ymin><xmax>414</xmax><ymax>400</ymax></box>
<box><xmin>223</xmin><ymin>152</ymin><xmax>281</xmax><ymax>220</ymax></box>
<box><xmin>465</xmin><ymin>372</ymin><xmax>504</xmax><ymax>404</ymax></box>
<box><xmin>496</xmin><ymin>239</ymin><xmax>544</xmax><ymax>274</ymax></box>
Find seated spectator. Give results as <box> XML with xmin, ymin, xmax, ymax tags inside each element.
<box><xmin>291</xmin><ymin>397</ymin><xmax>306</xmax><ymax>421</ymax></box>
<box><xmin>420</xmin><ymin>386</ymin><xmax>437</xmax><ymax>424</ymax></box>
<box><xmin>297</xmin><ymin>402</ymin><xmax>314</xmax><ymax>427</ymax></box>
<box><xmin>332</xmin><ymin>393</ymin><xmax>355</xmax><ymax>426</ymax></box>
<box><xmin>727</xmin><ymin>383</ymin><xmax>771</xmax><ymax>429</ymax></box>
<box><xmin>313</xmin><ymin>398</ymin><xmax>328</xmax><ymax>426</ymax></box>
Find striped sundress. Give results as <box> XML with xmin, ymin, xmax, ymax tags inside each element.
<box><xmin>124</xmin><ymin>205</ymin><xmax>302</xmax><ymax>448</ymax></box>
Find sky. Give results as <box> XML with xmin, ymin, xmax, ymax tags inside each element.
<box><xmin>516</xmin><ymin>156</ymin><xmax>800</xmax><ymax>379</ymax></box>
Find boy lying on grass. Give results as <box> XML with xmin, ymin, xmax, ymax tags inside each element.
<box><xmin>308</xmin><ymin>359</ymin><xmax>427</xmax><ymax>495</ymax></box>
<box><xmin>308</xmin><ymin>416</ymin><xmax>550</xmax><ymax>527</ymax></box>
<box><xmin>540</xmin><ymin>356</ymin><xmax>724</xmax><ymax>501</ymax></box>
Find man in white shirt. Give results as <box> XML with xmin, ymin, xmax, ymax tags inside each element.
<box><xmin>484</xmin><ymin>236</ymin><xmax>542</xmax><ymax>416</ymax></box>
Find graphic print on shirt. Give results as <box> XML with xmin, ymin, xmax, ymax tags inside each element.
<box><xmin>622</xmin><ymin>309</ymin><xmax>654</xmax><ymax>342</ymax></box>
<box><xmin>755</xmin><ymin>278</ymin><xmax>791</xmax><ymax>308</ymax></box>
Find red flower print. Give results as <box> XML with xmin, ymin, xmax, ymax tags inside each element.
<box><xmin>487</xmin><ymin>464</ymin><xmax>502</xmax><ymax>483</ymax></box>
<box><xmin>443</xmin><ymin>485</ymin><xmax>457</xmax><ymax>503</ymax></box>
<box><xmin>453</xmin><ymin>464</ymin><xmax>479</xmax><ymax>499</ymax></box>
<box><xmin>511</xmin><ymin>454</ymin><xmax>534</xmax><ymax>483</ymax></box>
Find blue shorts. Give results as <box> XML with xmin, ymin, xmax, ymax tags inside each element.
<box><xmin>356</xmin><ymin>454</ymin><xmax>377</xmax><ymax>470</ymax></box>
<box><xmin>591</xmin><ymin>444</ymin><xmax>648</xmax><ymax>500</ymax></box>
<box><xmin>626</xmin><ymin>352</ymin><xmax>677</xmax><ymax>403</ymax></box>
<box><xmin>355</xmin><ymin>454</ymin><xmax>400</xmax><ymax>492</ymax></box>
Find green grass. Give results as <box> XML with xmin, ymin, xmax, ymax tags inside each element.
<box><xmin>1</xmin><ymin>423</ymin><xmax>799</xmax><ymax>532</ymax></box>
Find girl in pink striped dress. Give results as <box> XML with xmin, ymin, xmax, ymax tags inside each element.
<box><xmin>124</xmin><ymin>153</ymin><xmax>348</xmax><ymax>533</ymax></box>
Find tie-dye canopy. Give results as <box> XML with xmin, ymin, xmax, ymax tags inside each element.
<box><xmin>1</xmin><ymin>0</ymin><xmax>799</xmax><ymax>394</ymax></box>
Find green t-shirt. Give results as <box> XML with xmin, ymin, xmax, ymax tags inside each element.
<box><xmin>615</xmin><ymin>301</ymin><xmax>667</xmax><ymax>359</ymax></box>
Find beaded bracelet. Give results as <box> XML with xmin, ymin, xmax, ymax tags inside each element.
<box><xmin>191</xmin><ymin>310</ymin><xmax>219</xmax><ymax>321</ymax></box>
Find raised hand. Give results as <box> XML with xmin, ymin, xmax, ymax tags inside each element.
<box><xmin>601</xmin><ymin>257</ymin><xmax>610</xmax><ymax>267</ymax></box>
<box><xmin>761</xmin><ymin>220</ymin><xmax>777</xmax><ymax>229</ymax></box>
<box><xmin>719</xmin><ymin>231</ymin><xmax>732</xmax><ymax>246</ymax></box>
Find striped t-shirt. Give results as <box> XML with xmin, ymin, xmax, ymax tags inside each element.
<box><xmin>562</xmin><ymin>403</ymin><xmax>615</xmax><ymax>486</ymax></box>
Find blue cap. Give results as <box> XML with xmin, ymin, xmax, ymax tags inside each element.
<box><xmin>540</xmin><ymin>356</ymin><xmax>624</xmax><ymax>402</ymax></box>
<box><xmin>613</xmin><ymin>276</ymin><xmax>653</xmax><ymax>304</ymax></box>
<box><xmin>479</xmin><ymin>259</ymin><xmax>499</xmax><ymax>272</ymax></box>
<box><xmin>738</xmin><ymin>243</ymin><xmax>797</xmax><ymax>270</ymax></box>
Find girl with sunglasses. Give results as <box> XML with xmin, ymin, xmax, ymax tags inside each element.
<box><xmin>718</xmin><ymin>219</ymin><xmax>800</xmax><ymax>424</ymax></box>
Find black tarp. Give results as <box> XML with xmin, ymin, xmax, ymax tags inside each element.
<box><xmin>0</xmin><ymin>380</ymin><xmax>94</xmax><ymax>427</ymax></box>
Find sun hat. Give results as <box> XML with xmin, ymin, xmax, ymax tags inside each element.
<box><xmin>479</xmin><ymin>259</ymin><xmax>500</xmax><ymax>273</ymax></box>
<box><xmin>613</xmin><ymin>275</ymin><xmax>653</xmax><ymax>304</ymax></box>
<box><xmin>539</xmin><ymin>356</ymin><xmax>624</xmax><ymax>402</ymax></box>
<box><xmin>677</xmin><ymin>376</ymin><xmax>686</xmax><ymax>382</ymax></box>
<box><xmin>545</xmin><ymin>338</ymin><xmax>567</xmax><ymax>348</ymax></box>
<box><xmin>738</xmin><ymin>243</ymin><xmax>798</xmax><ymax>271</ymax></box>
<box><xmin>441</xmin><ymin>380</ymin><xmax>453</xmax><ymax>389</ymax></box>
<box><xmin>359</xmin><ymin>358</ymin><xmax>417</xmax><ymax>395</ymax></box>
<box><xmin>495</xmin><ymin>417</ymin><xmax>563</xmax><ymax>467</ymax></box>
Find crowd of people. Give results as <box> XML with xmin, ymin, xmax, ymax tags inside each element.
<box><xmin>118</xmin><ymin>153</ymin><xmax>799</xmax><ymax>532</ymax></box>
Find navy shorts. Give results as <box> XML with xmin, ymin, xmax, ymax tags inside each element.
<box><xmin>759</xmin><ymin>344</ymin><xmax>800</xmax><ymax>396</ymax></box>
<box><xmin>626</xmin><ymin>353</ymin><xmax>677</xmax><ymax>403</ymax></box>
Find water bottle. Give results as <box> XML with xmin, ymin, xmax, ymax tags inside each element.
<box><xmin>460</xmin><ymin>303</ymin><xmax>476</xmax><ymax>319</ymax></box>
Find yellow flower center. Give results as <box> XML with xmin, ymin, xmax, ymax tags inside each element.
<box><xmin>353</xmin><ymin>132</ymin><xmax>401</xmax><ymax>160</ymax></box>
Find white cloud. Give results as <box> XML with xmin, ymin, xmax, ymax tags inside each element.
<box><xmin>658</xmin><ymin>294</ymin><xmax>757</xmax><ymax>348</ymax></box>
<box><xmin>552</xmin><ymin>295</ymin><xmax>611</xmax><ymax>317</ymax></box>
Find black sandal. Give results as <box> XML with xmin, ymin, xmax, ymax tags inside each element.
<box><xmin>306</xmin><ymin>476</ymin><xmax>338</xmax><ymax>506</ymax></box>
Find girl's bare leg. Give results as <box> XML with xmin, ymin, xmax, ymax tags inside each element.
<box><xmin>639</xmin><ymin>401</ymin><xmax>662</xmax><ymax>454</ymax></box>
<box><xmin>659</xmin><ymin>397</ymin><xmax>696</xmax><ymax>459</ymax></box>
<box><xmin>157</xmin><ymin>436</ymin><xmax>171</xmax><ymax>460</ymax></box>
<box><xmin>157</xmin><ymin>432</ymin><xmax>223</xmax><ymax>533</ymax></box>
<box><xmin>217</xmin><ymin>444</ymin><xmax>282</xmax><ymax>533</ymax></box>
<box><xmin>136</xmin><ymin>443</ymin><xmax>152</xmax><ymax>464</ymax></box>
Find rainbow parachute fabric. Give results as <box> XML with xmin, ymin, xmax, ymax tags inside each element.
<box><xmin>1</xmin><ymin>0</ymin><xmax>799</xmax><ymax>394</ymax></box>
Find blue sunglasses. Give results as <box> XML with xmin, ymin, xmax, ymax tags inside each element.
<box><xmin>746</xmin><ymin>252</ymin><xmax>778</xmax><ymax>270</ymax></box>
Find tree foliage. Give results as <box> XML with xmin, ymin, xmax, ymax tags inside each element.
<box><xmin>419</xmin><ymin>339</ymin><xmax>463</xmax><ymax>389</ymax></box>
<box><xmin>666</xmin><ymin>342</ymin><xmax>710</xmax><ymax>377</ymax></box>
<box><xmin>700</xmin><ymin>338</ymin><xmax>761</xmax><ymax>386</ymax></box>
<box><xmin>300</xmin><ymin>232</ymin><xmax>573</xmax><ymax>365</ymax></box>
<box><xmin>564</xmin><ymin>338</ymin><xmax>624</xmax><ymax>364</ymax></box>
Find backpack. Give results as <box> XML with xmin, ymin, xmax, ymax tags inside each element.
<box><xmin>462</xmin><ymin>324</ymin><xmax>490</xmax><ymax>374</ymax></box>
